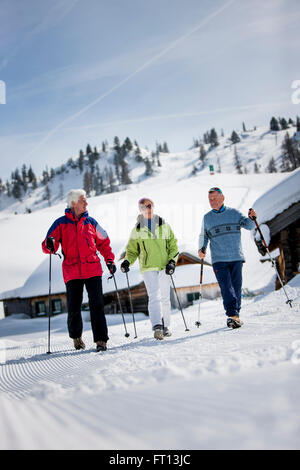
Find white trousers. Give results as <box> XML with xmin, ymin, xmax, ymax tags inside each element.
<box><xmin>142</xmin><ymin>270</ymin><xmax>171</xmax><ymax>329</ymax></box>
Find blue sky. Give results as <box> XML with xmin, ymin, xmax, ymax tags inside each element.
<box><xmin>0</xmin><ymin>0</ymin><xmax>300</xmax><ymax>180</ymax></box>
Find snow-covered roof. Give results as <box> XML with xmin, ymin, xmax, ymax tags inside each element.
<box><xmin>172</xmin><ymin>264</ymin><xmax>217</xmax><ymax>288</ymax></box>
<box><xmin>253</xmin><ymin>167</ymin><xmax>300</xmax><ymax>224</ymax></box>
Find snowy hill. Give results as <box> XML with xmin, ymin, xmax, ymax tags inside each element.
<box><xmin>0</xmin><ymin>124</ymin><xmax>298</xmax><ymax>215</ymax></box>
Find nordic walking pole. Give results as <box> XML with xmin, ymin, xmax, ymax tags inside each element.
<box><xmin>110</xmin><ymin>273</ymin><xmax>130</xmax><ymax>337</ymax></box>
<box><xmin>47</xmin><ymin>250</ymin><xmax>53</xmax><ymax>354</ymax></box>
<box><xmin>125</xmin><ymin>272</ymin><xmax>138</xmax><ymax>338</ymax></box>
<box><xmin>195</xmin><ymin>260</ymin><xmax>204</xmax><ymax>327</ymax></box>
<box><xmin>47</xmin><ymin>246</ymin><xmax>62</xmax><ymax>354</ymax></box>
<box><xmin>170</xmin><ymin>274</ymin><xmax>190</xmax><ymax>331</ymax></box>
<box><xmin>251</xmin><ymin>212</ymin><xmax>293</xmax><ymax>308</ymax></box>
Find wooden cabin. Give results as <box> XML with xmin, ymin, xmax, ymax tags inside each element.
<box><xmin>260</xmin><ymin>202</ymin><xmax>300</xmax><ymax>287</ymax></box>
<box><xmin>2</xmin><ymin>293</ymin><xmax>67</xmax><ymax>318</ymax></box>
<box><xmin>253</xmin><ymin>169</ymin><xmax>300</xmax><ymax>289</ymax></box>
<box><xmin>0</xmin><ymin>252</ymin><xmax>220</xmax><ymax>318</ymax></box>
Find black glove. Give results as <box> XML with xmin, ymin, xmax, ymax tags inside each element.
<box><xmin>46</xmin><ymin>237</ymin><xmax>55</xmax><ymax>253</ymax></box>
<box><xmin>121</xmin><ymin>260</ymin><xmax>130</xmax><ymax>273</ymax></box>
<box><xmin>107</xmin><ymin>261</ymin><xmax>116</xmax><ymax>275</ymax></box>
<box><xmin>166</xmin><ymin>260</ymin><xmax>176</xmax><ymax>275</ymax></box>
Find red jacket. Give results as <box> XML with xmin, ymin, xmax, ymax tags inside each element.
<box><xmin>42</xmin><ymin>209</ymin><xmax>115</xmax><ymax>283</ymax></box>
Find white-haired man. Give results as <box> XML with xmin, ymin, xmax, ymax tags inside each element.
<box><xmin>42</xmin><ymin>189</ymin><xmax>116</xmax><ymax>352</ymax></box>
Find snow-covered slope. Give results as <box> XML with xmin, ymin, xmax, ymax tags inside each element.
<box><xmin>0</xmin><ymin>275</ymin><xmax>299</xmax><ymax>450</ymax></box>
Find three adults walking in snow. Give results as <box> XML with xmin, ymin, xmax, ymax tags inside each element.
<box><xmin>121</xmin><ymin>198</ymin><xmax>179</xmax><ymax>340</ymax></box>
<box><xmin>42</xmin><ymin>187</ymin><xmax>258</xmax><ymax>351</ymax></box>
<box><xmin>42</xmin><ymin>189</ymin><xmax>116</xmax><ymax>352</ymax></box>
<box><xmin>198</xmin><ymin>187</ymin><xmax>256</xmax><ymax>328</ymax></box>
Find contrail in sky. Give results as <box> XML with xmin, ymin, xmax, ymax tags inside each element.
<box><xmin>26</xmin><ymin>0</ymin><xmax>236</xmax><ymax>157</ymax></box>
<box><xmin>0</xmin><ymin>100</ymin><xmax>289</xmax><ymax>141</ymax></box>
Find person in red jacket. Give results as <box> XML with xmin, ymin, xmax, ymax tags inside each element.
<box><xmin>42</xmin><ymin>189</ymin><xmax>116</xmax><ymax>352</ymax></box>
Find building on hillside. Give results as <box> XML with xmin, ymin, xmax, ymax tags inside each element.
<box><xmin>0</xmin><ymin>253</ymin><xmax>220</xmax><ymax>318</ymax></box>
<box><xmin>253</xmin><ymin>168</ymin><xmax>300</xmax><ymax>288</ymax></box>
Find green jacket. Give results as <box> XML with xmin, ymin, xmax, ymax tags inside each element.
<box><xmin>125</xmin><ymin>215</ymin><xmax>179</xmax><ymax>273</ymax></box>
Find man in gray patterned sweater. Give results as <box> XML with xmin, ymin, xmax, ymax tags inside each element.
<box><xmin>198</xmin><ymin>187</ymin><xmax>257</xmax><ymax>329</ymax></box>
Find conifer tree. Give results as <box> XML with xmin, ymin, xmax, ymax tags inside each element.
<box><xmin>21</xmin><ymin>164</ymin><xmax>28</xmax><ymax>193</ymax></box>
<box><xmin>266</xmin><ymin>157</ymin><xmax>277</xmax><ymax>173</ymax></box>
<box><xmin>83</xmin><ymin>170</ymin><xmax>92</xmax><ymax>197</ymax></box>
<box><xmin>199</xmin><ymin>144</ymin><xmax>206</xmax><ymax>163</ymax></box>
<box><xmin>281</xmin><ymin>132</ymin><xmax>300</xmax><ymax>171</ymax></box>
<box><xmin>144</xmin><ymin>158</ymin><xmax>153</xmax><ymax>176</ymax></box>
<box><xmin>114</xmin><ymin>136</ymin><xmax>121</xmax><ymax>153</ymax></box>
<box><xmin>78</xmin><ymin>150</ymin><xmax>84</xmax><ymax>173</ymax></box>
<box><xmin>107</xmin><ymin>167</ymin><xmax>116</xmax><ymax>193</ymax></box>
<box><xmin>231</xmin><ymin>130</ymin><xmax>240</xmax><ymax>144</ymax></box>
<box><xmin>124</xmin><ymin>137</ymin><xmax>133</xmax><ymax>152</ymax></box>
<box><xmin>209</xmin><ymin>128</ymin><xmax>219</xmax><ymax>148</ymax></box>
<box><xmin>120</xmin><ymin>157</ymin><xmax>132</xmax><ymax>186</ymax></box>
<box><xmin>11</xmin><ymin>169</ymin><xmax>23</xmax><ymax>199</ymax></box>
<box><xmin>135</xmin><ymin>144</ymin><xmax>143</xmax><ymax>162</ymax></box>
<box><xmin>234</xmin><ymin>146</ymin><xmax>243</xmax><ymax>174</ymax></box>
<box><xmin>114</xmin><ymin>152</ymin><xmax>120</xmax><ymax>183</ymax></box>
<box><xmin>162</xmin><ymin>142</ymin><xmax>169</xmax><ymax>153</ymax></box>
<box><xmin>270</xmin><ymin>117</ymin><xmax>280</xmax><ymax>131</ymax></box>
<box><xmin>280</xmin><ymin>118</ymin><xmax>289</xmax><ymax>130</ymax></box>
<box><xmin>6</xmin><ymin>181</ymin><xmax>11</xmax><ymax>197</ymax></box>
<box><xmin>44</xmin><ymin>184</ymin><xmax>51</xmax><ymax>206</ymax></box>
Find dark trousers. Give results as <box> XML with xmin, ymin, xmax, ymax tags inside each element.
<box><xmin>66</xmin><ymin>276</ymin><xmax>108</xmax><ymax>342</ymax></box>
<box><xmin>213</xmin><ymin>261</ymin><xmax>243</xmax><ymax>317</ymax></box>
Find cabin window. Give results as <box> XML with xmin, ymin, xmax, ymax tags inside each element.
<box><xmin>52</xmin><ymin>299</ymin><xmax>62</xmax><ymax>314</ymax></box>
<box><xmin>187</xmin><ymin>292</ymin><xmax>200</xmax><ymax>302</ymax></box>
<box><xmin>35</xmin><ymin>299</ymin><xmax>62</xmax><ymax>316</ymax></box>
<box><xmin>35</xmin><ymin>301</ymin><xmax>46</xmax><ymax>315</ymax></box>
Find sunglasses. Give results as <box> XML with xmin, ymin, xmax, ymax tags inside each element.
<box><xmin>141</xmin><ymin>203</ymin><xmax>152</xmax><ymax>209</ymax></box>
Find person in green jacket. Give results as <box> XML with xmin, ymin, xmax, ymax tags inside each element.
<box><xmin>121</xmin><ymin>197</ymin><xmax>179</xmax><ymax>340</ymax></box>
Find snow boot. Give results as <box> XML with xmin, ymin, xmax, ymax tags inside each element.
<box><xmin>96</xmin><ymin>341</ymin><xmax>107</xmax><ymax>352</ymax></box>
<box><xmin>153</xmin><ymin>324</ymin><xmax>164</xmax><ymax>340</ymax></box>
<box><xmin>73</xmin><ymin>337</ymin><xmax>86</xmax><ymax>350</ymax></box>
<box><xmin>163</xmin><ymin>327</ymin><xmax>172</xmax><ymax>337</ymax></box>
<box><xmin>227</xmin><ymin>316</ymin><xmax>243</xmax><ymax>329</ymax></box>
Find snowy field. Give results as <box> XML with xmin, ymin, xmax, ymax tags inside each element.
<box><xmin>0</xmin><ymin>275</ymin><xmax>299</xmax><ymax>450</ymax></box>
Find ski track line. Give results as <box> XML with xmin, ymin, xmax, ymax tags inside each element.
<box><xmin>1</xmin><ymin>313</ymin><xmax>299</xmax><ymax>401</ymax></box>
